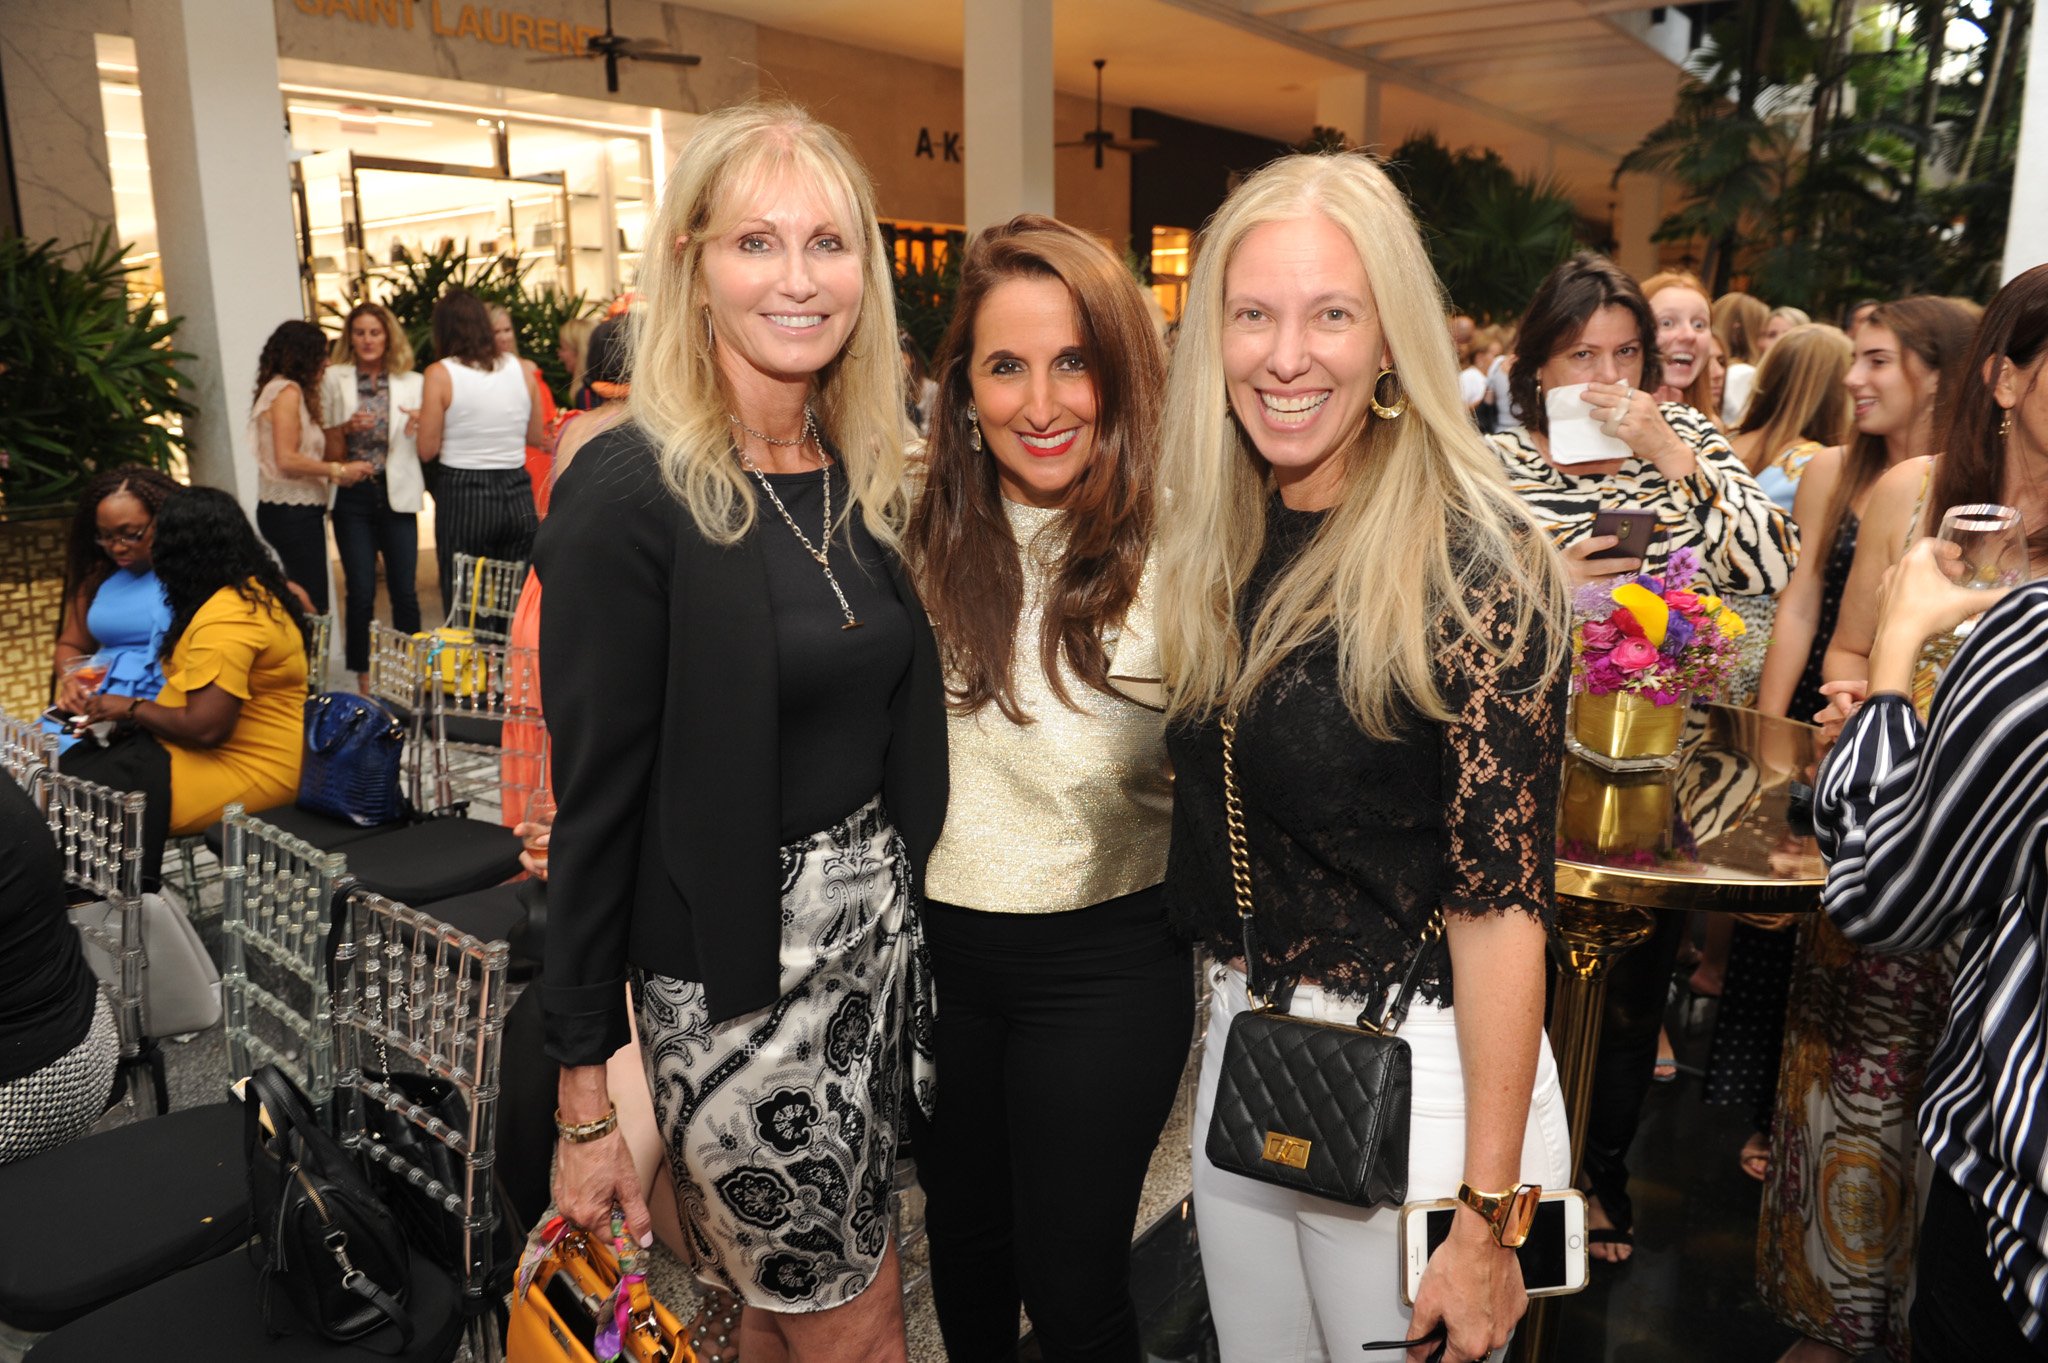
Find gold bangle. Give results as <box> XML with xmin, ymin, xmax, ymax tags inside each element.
<box><xmin>554</xmin><ymin>1105</ymin><xmax>618</xmax><ymax>1144</ymax></box>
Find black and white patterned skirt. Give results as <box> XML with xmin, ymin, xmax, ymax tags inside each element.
<box><xmin>0</xmin><ymin>991</ymin><xmax>118</xmax><ymax>1165</ymax></box>
<box><xmin>635</xmin><ymin>794</ymin><xmax>936</xmax><ymax>1312</ymax></box>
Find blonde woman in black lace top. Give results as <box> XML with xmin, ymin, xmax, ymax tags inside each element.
<box><xmin>1158</xmin><ymin>152</ymin><xmax>1572</xmax><ymax>1363</ymax></box>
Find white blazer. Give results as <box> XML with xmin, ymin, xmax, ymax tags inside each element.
<box><xmin>321</xmin><ymin>364</ymin><xmax>427</xmax><ymax>514</ymax></box>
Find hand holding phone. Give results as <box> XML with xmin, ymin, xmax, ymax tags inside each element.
<box><xmin>1586</xmin><ymin>509</ymin><xmax>1659</xmax><ymax>561</ymax></box>
<box><xmin>1400</xmin><ymin>1188</ymin><xmax>1588</xmax><ymax>1305</ymax></box>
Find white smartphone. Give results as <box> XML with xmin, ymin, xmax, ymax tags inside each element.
<box><xmin>1398</xmin><ymin>1188</ymin><xmax>1588</xmax><ymax>1305</ymax></box>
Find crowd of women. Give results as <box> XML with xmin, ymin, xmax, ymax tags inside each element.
<box><xmin>11</xmin><ymin>94</ymin><xmax>2046</xmax><ymax>1363</ymax></box>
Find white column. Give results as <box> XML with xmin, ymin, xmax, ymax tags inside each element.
<box><xmin>132</xmin><ymin>0</ymin><xmax>302</xmax><ymax>505</ymax></box>
<box><xmin>1615</xmin><ymin>174</ymin><xmax>1663</xmax><ymax>280</ymax></box>
<box><xmin>2002</xmin><ymin>7</ymin><xmax>2048</xmax><ymax>282</ymax></box>
<box><xmin>963</xmin><ymin>0</ymin><xmax>1054</xmax><ymax>234</ymax></box>
<box><xmin>1316</xmin><ymin>74</ymin><xmax>1382</xmax><ymax>153</ymax></box>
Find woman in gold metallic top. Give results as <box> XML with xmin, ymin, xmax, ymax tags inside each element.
<box><xmin>903</xmin><ymin>215</ymin><xmax>1187</xmax><ymax>1363</ymax></box>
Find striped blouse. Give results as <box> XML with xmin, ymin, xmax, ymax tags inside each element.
<box><xmin>1814</xmin><ymin>580</ymin><xmax>2048</xmax><ymax>1343</ymax></box>
<box><xmin>1488</xmin><ymin>403</ymin><xmax>1797</xmax><ymax>598</ymax></box>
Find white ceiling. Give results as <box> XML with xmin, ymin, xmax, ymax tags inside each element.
<box><xmin>676</xmin><ymin>0</ymin><xmax>1684</xmax><ymax>162</ymax></box>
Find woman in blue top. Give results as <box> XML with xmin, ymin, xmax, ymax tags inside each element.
<box><xmin>48</xmin><ymin>467</ymin><xmax>180</xmax><ymax>747</ymax></box>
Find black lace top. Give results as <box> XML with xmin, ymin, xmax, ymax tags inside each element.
<box><xmin>1164</xmin><ymin>498</ymin><xmax>1566</xmax><ymax>1013</ymax></box>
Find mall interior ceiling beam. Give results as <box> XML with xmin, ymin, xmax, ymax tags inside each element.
<box><xmin>1155</xmin><ymin>0</ymin><xmax>1640</xmax><ymax>159</ymax></box>
<box><xmin>1414</xmin><ymin>42</ymin><xmax>1650</xmax><ymax>81</ymax></box>
<box><xmin>1326</xmin><ymin>7</ymin><xmax>1590</xmax><ymax>50</ymax></box>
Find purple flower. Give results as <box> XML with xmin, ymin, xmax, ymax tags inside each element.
<box><xmin>1664</xmin><ymin>545</ymin><xmax>1701</xmax><ymax>588</ymax></box>
<box><xmin>1660</xmin><ymin>613</ymin><xmax>1696</xmax><ymax>657</ymax></box>
<box><xmin>1585</xmin><ymin>659</ymin><xmax>1626</xmax><ymax>693</ymax></box>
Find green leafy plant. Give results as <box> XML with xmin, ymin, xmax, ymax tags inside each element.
<box><xmin>358</xmin><ymin>242</ymin><xmax>595</xmax><ymax>404</ymax></box>
<box><xmin>1381</xmin><ymin>133</ymin><xmax>1585</xmax><ymax>320</ymax></box>
<box><xmin>0</xmin><ymin>230</ymin><xmax>194</xmax><ymax>510</ymax></box>
<box><xmin>892</xmin><ymin>240</ymin><xmax>962</xmax><ymax>370</ymax></box>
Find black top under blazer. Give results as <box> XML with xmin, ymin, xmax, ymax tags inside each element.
<box><xmin>531</xmin><ymin>422</ymin><xmax>948</xmax><ymax>1067</ymax></box>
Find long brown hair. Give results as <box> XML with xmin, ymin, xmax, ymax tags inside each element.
<box><xmin>1508</xmin><ymin>253</ymin><xmax>1662</xmax><ymax>439</ymax></box>
<box><xmin>431</xmin><ymin>291</ymin><xmax>500</xmax><ymax>370</ymax></box>
<box><xmin>904</xmin><ymin>215</ymin><xmax>1162</xmax><ymax>721</ymax></box>
<box><xmin>1927</xmin><ymin>265</ymin><xmax>2048</xmax><ymax>554</ymax></box>
<box><xmin>1731</xmin><ymin>323</ymin><xmax>1853</xmax><ymax>473</ymax></box>
<box><xmin>1712</xmin><ymin>291</ymin><xmax>1770</xmax><ymax>365</ymax></box>
<box><xmin>1828</xmin><ymin>295</ymin><xmax>1978</xmax><ymax>549</ymax></box>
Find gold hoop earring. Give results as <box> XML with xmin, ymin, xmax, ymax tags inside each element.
<box><xmin>967</xmin><ymin>402</ymin><xmax>982</xmax><ymax>452</ymax></box>
<box><xmin>1370</xmin><ymin>368</ymin><xmax>1408</xmax><ymax>421</ymax></box>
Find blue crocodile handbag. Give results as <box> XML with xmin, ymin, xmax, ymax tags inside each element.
<box><xmin>298</xmin><ymin>692</ymin><xmax>406</xmax><ymax>827</ymax></box>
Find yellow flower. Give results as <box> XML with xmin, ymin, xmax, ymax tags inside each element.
<box><xmin>1698</xmin><ymin>594</ymin><xmax>1723</xmax><ymax>615</ymax></box>
<box><xmin>1610</xmin><ymin>583</ymin><xmax>1669</xmax><ymax>647</ymax></box>
<box><xmin>1717</xmin><ymin>609</ymin><xmax>1747</xmax><ymax>638</ymax></box>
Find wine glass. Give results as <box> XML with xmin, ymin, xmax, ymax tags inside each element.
<box><xmin>520</xmin><ymin>725</ymin><xmax>554</xmax><ymax>874</ymax></box>
<box><xmin>1938</xmin><ymin>503</ymin><xmax>2030</xmax><ymax>590</ymax></box>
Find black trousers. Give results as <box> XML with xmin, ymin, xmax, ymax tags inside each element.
<box><xmin>332</xmin><ymin>477</ymin><xmax>419</xmax><ymax>674</ymax></box>
<box><xmin>433</xmin><ymin>466</ymin><xmax>537</xmax><ymax>599</ymax></box>
<box><xmin>61</xmin><ymin>727</ymin><xmax>171</xmax><ymax>890</ymax></box>
<box><xmin>1911</xmin><ymin>1171</ymin><xmax>2048</xmax><ymax>1360</ymax></box>
<box><xmin>910</xmin><ymin>886</ymin><xmax>1191</xmax><ymax>1363</ymax></box>
<box><xmin>1576</xmin><ymin>910</ymin><xmax>1686</xmax><ymax>1229</ymax></box>
<box><xmin>255</xmin><ymin>501</ymin><xmax>331</xmax><ymax>615</ymax></box>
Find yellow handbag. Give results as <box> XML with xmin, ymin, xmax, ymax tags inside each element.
<box><xmin>508</xmin><ymin>1214</ymin><xmax>695</xmax><ymax>1363</ymax></box>
<box><xmin>416</xmin><ymin>558</ymin><xmax>490</xmax><ymax>697</ymax></box>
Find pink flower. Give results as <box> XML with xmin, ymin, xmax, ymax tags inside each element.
<box><xmin>1612</xmin><ymin>638</ymin><xmax>1661</xmax><ymax>672</ymax></box>
<box><xmin>1580</xmin><ymin>620</ymin><xmax>1623</xmax><ymax>651</ymax></box>
<box><xmin>1584</xmin><ymin>659</ymin><xmax>1626</xmax><ymax>693</ymax></box>
<box><xmin>1664</xmin><ymin>590</ymin><xmax>1701</xmax><ymax>614</ymax></box>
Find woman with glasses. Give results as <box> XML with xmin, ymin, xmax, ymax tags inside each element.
<box><xmin>47</xmin><ymin>467</ymin><xmax>183</xmax><ymax>750</ymax></box>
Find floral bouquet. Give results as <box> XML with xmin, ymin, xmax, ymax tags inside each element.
<box><xmin>1572</xmin><ymin>546</ymin><xmax>1746</xmax><ymax>702</ymax></box>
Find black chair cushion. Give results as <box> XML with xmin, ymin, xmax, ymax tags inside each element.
<box><xmin>419</xmin><ymin>882</ymin><xmax>530</xmax><ymax>944</ymax></box>
<box><xmin>0</xmin><ymin>1102</ymin><xmax>249</xmax><ymax>1331</ymax></box>
<box><xmin>344</xmin><ymin>819</ymin><xmax>522</xmax><ymax>905</ymax></box>
<box><xmin>436</xmin><ymin>713</ymin><xmax>503</xmax><ymax>748</ymax></box>
<box><xmin>201</xmin><ymin>804</ymin><xmax>404</xmax><ymax>856</ymax></box>
<box><xmin>25</xmin><ymin>1225</ymin><xmax>465</xmax><ymax>1363</ymax></box>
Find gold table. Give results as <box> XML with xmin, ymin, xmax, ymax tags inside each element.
<box><xmin>1519</xmin><ymin>703</ymin><xmax>1827</xmax><ymax>1362</ymax></box>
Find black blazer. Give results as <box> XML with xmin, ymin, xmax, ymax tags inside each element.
<box><xmin>532</xmin><ymin>423</ymin><xmax>947</xmax><ymax>1067</ymax></box>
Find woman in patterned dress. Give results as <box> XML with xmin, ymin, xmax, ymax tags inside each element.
<box><xmin>1758</xmin><ymin>291</ymin><xmax>2010</xmax><ymax>1363</ymax></box>
<box><xmin>1489</xmin><ymin>254</ymin><xmax>1795</xmax><ymax>1265</ymax></box>
<box><xmin>536</xmin><ymin>103</ymin><xmax>944</xmax><ymax>1363</ymax></box>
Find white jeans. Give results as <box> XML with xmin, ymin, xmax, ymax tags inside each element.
<box><xmin>1191</xmin><ymin>962</ymin><xmax>1573</xmax><ymax>1363</ymax></box>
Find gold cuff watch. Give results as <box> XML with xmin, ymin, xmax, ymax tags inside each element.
<box><xmin>1456</xmin><ymin>1181</ymin><xmax>1542</xmax><ymax>1248</ymax></box>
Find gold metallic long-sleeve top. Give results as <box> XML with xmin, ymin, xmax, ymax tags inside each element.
<box><xmin>923</xmin><ymin>500</ymin><xmax>1173</xmax><ymax>913</ymax></box>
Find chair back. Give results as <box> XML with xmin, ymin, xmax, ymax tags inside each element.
<box><xmin>333</xmin><ymin>888</ymin><xmax>511</xmax><ymax>1360</ymax></box>
<box><xmin>220</xmin><ymin>803</ymin><xmax>349</xmax><ymax>1103</ymax></box>
<box><xmin>368</xmin><ymin>621</ymin><xmax>435</xmax><ymax>810</ymax></box>
<box><xmin>48</xmin><ymin>772</ymin><xmax>151</xmax><ymax>1102</ymax></box>
<box><xmin>429</xmin><ymin>638</ymin><xmax>540</xmax><ymax>818</ymax></box>
<box><xmin>0</xmin><ymin>706</ymin><xmax>60</xmax><ymax>790</ymax></box>
<box><xmin>304</xmin><ymin>612</ymin><xmax>335</xmax><ymax>693</ymax></box>
<box><xmin>443</xmin><ymin>553</ymin><xmax>526</xmax><ymax>645</ymax></box>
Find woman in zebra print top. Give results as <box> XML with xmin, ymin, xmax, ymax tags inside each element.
<box><xmin>1486</xmin><ymin>255</ymin><xmax>1796</xmax><ymax>601</ymax></box>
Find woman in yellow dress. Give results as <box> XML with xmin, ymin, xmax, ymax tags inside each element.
<box><xmin>75</xmin><ymin>487</ymin><xmax>308</xmax><ymax>883</ymax></box>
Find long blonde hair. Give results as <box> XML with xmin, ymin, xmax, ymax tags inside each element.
<box><xmin>1731</xmin><ymin>323</ymin><xmax>1853</xmax><ymax>472</ymax></box>
<box><xmin>627</xmin><ymin>102</ymin><xmax>907</xmax><ymax>546</ymax></box>
<box><xmin>558</xmin><ymin>315</ymin><xmax>598</xmax><ymax>398</ymax></box>
<box><xmin>1157</xmin><ymin>152</ymin><xmax>1568</xmax><ymax>739</ymax></box>
<box><xmin>331</xmin><ymin>301</ymin><xmax>415</xmax><ymax>377</ymax></box>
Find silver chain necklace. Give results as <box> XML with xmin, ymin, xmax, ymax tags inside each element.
<box><xmin>728</xmin><ymin>406</ymin><xmax>818</xmax><ymax>447</ymax></box>
<box><xmin>739</xmin><ymin>440</ymin><xmax>863</xmax><ymax>631</ymax></box>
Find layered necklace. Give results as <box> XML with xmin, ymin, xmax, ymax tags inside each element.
<box><xmin>732</xmin><ymin>406</ymin><xmax>862</xmax><ymax>630</ymax></box>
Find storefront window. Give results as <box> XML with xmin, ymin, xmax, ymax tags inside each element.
<box><xmin>1151</xmin><ymin>226</ymin><xmax>1192</xmax><ymax>324</ymax></box>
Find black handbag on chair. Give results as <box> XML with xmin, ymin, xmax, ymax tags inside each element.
<box><xmin>1202</xmin><ymin>712</ymin><xmax>1444</xmax><ymax>1209</ymax></box>
<box><xmin>244</xmin><ymin>1064</ymin><xmax>415</xmax><ymax>1349</ymax></box>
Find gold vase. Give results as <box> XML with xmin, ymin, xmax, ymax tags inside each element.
<box><xmin>1570</xmin><ymin>690</ymin><xmax>1686</xmax><ymax>771</ymax></box>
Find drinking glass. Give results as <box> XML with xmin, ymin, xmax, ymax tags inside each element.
<box><xmin>1938</xmin><ymin>503</ymin><xmax>2030</xmax><ymax>590</ymax></box>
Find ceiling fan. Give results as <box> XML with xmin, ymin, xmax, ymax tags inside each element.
<box><xmin>530</xmin><ymin>0</ymin><xmax>700</xmax><ymax>94</ymax></box>
<box><xmin>1057</xmin><ymin>60</ymin><xmax>1159</xmax><ymax>170</ymax></box>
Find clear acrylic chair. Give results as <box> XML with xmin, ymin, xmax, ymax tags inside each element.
<box><xmin>219</xmin><ymin>802</ymin><xmax>350</xmax><ymax>1104</ymax></box>
<box><xmin>304</xmin><ymin>611</ymin><xmax>335</xmax><ymax>694</ymax></box>
<box><xmin>333</xmin><ymin>888</ymin><xmax>514</xmax><ymax>1362</ymax></box>
<box><xmin>47</xmin><ymin>771</ymin><xmax>161</xmax><ymax>1114</ymax></box>
<box><xmin>0</xmin><ymin>707</ymin><xmax>61</xmax><ymax>787</ymax></box>
<box><xmin>442</xmin><ymin>552</ymin><xmax>527</xmax><ymax>646</ymax></box>
<box><xmin>428</xmin><ymin>638</ymin><xmax>540</xmax><ymax>817</ymax></box>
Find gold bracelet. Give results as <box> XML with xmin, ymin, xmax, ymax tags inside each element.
<box><xmin>554</xmin><ymin>1105</ymin><xmax>618</xmax><ymax>1144</ymax></box>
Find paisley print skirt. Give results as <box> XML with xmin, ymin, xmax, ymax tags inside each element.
<box><xmin>635</xmin><ymin>794</ymin><xmax>936</xmax><ymax>1312</ymax></box>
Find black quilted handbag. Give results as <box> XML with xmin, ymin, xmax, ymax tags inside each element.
<box><xmin>299</xmin><ymin>692</ymin><xmax>406</xmax><ymax>827</ymax></box>
<box><xmin>1202</xmin><ymin>712</ymin><xmax>1444</xmax><ymax>1209</ymax></box>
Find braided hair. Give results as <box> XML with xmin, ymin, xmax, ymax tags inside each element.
<box><xmin>59</xmin><ymin>466</ymin><xmax>183</xmax><ymax>630</ymax></box>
